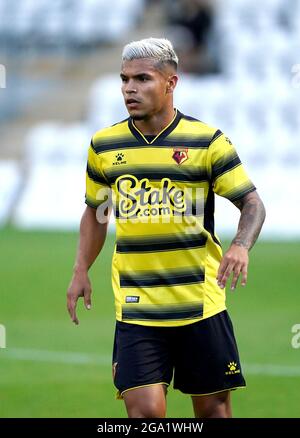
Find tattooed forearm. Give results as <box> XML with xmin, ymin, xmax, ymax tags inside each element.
<box><xmin>232</xmin><ymin>191</ymin><xmax>266</xmax><ymax>250</ymax></box>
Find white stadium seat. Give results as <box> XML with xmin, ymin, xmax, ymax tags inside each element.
<box><xmin>25</xmin><ymin>122</ymin><xmax>91</xmax><ymax>164</ymax></box>
<box><xmin>8</xmin><ymin>0</ymin><xmax>300</xmax><ymax>236</ymax></box>
<box><xmin>0</xmin><ymin>0</ymin><xmax>146</xmax><ymax>46</ymax></box>
<box><xmin>13</xmin><ymin>163</ymin><xmax>86</xmax><ymax>229</ymax></box>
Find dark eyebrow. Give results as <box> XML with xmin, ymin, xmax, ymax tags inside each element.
<box><xmin>120</xmin><ymin>72</ymin><xmax>152</xmax><ymax>79</ymax></box>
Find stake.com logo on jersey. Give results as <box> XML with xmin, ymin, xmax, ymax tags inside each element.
<box><xmin>95</xmin><ymin>175</ymin><xmax>204</xmax><ymax>228</ymax></box>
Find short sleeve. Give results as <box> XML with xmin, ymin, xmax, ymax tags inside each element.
<box><xmin>208</xmin><ymin>131</ymin><xmax>256</xmax><ymax>202</ymax></box>
<box><xmin>85</xmin><ymin>140</ymin><xmax>110</xmax><ymax>209</ymax></box>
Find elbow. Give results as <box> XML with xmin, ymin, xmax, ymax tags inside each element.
<box><xmin>255</xmin><ymin>193</ymin><xmax>266</xmax><ymax>225</ymax></box>
<box><xmin>250</xmin><ymin>191</ymin><xmax>266</xmax><ymax>223</ymax></box>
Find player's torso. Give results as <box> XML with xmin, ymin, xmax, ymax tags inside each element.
<box><xmin>94</xmin><ymin>112</ymin><xmax>225</xmax><ymax>326</ymax></box>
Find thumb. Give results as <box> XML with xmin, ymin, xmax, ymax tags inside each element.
<box><xmin>84</xmin><ymin>287</ymin><xmax>92</xmax><ymax>310</ymax></box>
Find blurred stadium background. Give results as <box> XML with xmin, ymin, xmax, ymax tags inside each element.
<box><xmin>0</xmin><ymin>0</ymin><xmax>299</xmax><ymax>418</ymax></box>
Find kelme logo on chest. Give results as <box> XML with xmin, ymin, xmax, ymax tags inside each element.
<box><xmin>113</xmin><ymin>152</ymin><xmax>127</xmax><ymax>166</ymax></box>
<box><xmin>172</xmin><ymin>147</ymin><xmax>188</xmax><ymax>165</ymax></box>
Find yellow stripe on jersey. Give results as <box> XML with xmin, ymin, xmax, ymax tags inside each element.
<box><xmin>208</xmin><ymin>133</ymin><xmax>256</xmax><ymax>201</ymax></box>
<box><xmin>85</xmin><ymin>142</ymin><xmax>110</xmax><ymax>208</ymax></box>
<box><xmin>85</xmin><ymin>110</ymin><xmax>256</xmax><ymax>327</ymax></box>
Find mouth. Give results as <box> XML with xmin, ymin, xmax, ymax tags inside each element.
<box><xmin>126</xmin><ymin>98</ymin><xmax>141</xmax><ymax>106</ymax></box>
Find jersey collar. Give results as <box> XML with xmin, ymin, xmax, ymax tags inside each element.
<box><xmin>128</xmin><ymin>109</ymin><xmax>182</xmax><ymax>145</ymax></box>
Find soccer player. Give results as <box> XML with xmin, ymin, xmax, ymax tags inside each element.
<box><xmin>67</xmin><ymin>38</ymin><xmax>266</xmax><ymax>418</ymax></box>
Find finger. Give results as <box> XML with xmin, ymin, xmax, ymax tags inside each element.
<box><xmin>71</xmin><ymin>304</ymin><xmax>79</xmax><ymax>325</ymax></box>
<box><xmin>73</xmin><ymin>316</ymin><xmax>79</xmax><ymax>325</ymax></box>
<box><xmin>67</xmin><ymin>295</ymin><xmax>79</xmax><ymax>325</ymax></box>
<box><xmin>217</xmin><ymin>258</ymin><xmax>227</xmax><ymax>282</ymax></box>
<box><xmin>241</xmin><ymin>264</ymin><xmax>248</xmax><ymax>286</ymax></box>
<box><xmin>219</xmin><ymin>262</ymin><xmax>235</xmax><ymax>289</ymax></box>
<box><xmin>230</xmin><ymin>264</ymin><xmax>242</xmax><ymax>290</ymax></box>
<box><xmin>84</xmin><ymin>287</ymin><xmax>92</xmax><ymax>310</ymax></box>
<box><xmin>67</xmin><ymin>295</ymin><xmax>73</xmax><ymax>319</ymax></box>
<box><xmin>71</xmin><ymin>298</ymin><xmax>79</xmax><ymax>324</ymax></box>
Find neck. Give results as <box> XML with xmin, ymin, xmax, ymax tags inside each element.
<box><xmin>133</xmin><ymin>106</ymin><xmax>176</xmax><ymax>136</ymax></box>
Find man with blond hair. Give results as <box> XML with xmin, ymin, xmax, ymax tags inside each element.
<box><xmin>67</xmin><ymin>37</ymin><xmax>265</xmax><ymax>418</ymax></box>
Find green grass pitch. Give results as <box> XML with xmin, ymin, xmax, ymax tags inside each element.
<box><xmin>0</xmin><ymin>228</ymin><xmax>299</xmax><ymax>417</ymax></box>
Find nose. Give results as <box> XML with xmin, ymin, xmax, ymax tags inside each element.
<box><xmin>124</xmin><ymin>79</ymin><xmax>137</xmax><ymax>95</ymax></box>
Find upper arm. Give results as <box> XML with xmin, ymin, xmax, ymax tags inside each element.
<box><xmin>208</xmin><ymin>132</ymin><xmax>256</xmax><ymax>203</ymax></box>
<box><xmin>85</xmin><ymin>139</ymin><xmax>110</xmax><ymax>209</ymax></box>
<box><xmin>232</xmin><ymin>190</ymin><xmax>263</xmax><ymax>211</ymax></box>
<box><xmin>82</xmin><ymin>205</ymin><xmax>110</xmax><ymax>233</ymax></box>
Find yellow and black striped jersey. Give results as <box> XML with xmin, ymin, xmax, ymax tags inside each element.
<box><xmin>86</xmin><ymin>109</ymin><xmax>255</xmax><ymax>327</ymax></box>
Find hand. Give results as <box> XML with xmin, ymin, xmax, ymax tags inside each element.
<box><xmin>217</xmin><ymin>244</ymin><xmax>249</xmax><ymax>290</ymax></box>
<box><xmin>67</xmin><ymin>270</ymin><xmax>92</xmax><ymax>325</ymax></box>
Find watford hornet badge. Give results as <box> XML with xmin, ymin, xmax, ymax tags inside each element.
<box><xmin>172</xmin><ymin>148</ymin><xmax>188</xmax><ymax>165</ymax></box>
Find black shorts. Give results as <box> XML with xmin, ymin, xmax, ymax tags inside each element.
<box><xmin>112</xmin><ymin>310</ymin><xmax>246</xmax><ymax>397</ymax></box>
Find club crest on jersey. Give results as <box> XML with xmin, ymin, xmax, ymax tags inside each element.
<box><xmin>172</xmin><ymin>148</ymin><xmax>188</xmax><ymax>165</ymax></box>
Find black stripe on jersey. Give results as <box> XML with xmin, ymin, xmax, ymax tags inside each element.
<box><xmin>92</xmin><ymin>137</ymin><xmax>214</xmax><ymax>154</ymax></box>
<box><xmin>212</xmin><ymin>153</ymin><xmax>242</xmax><ymax>180</ymax></box>
<box><xmin>116</xmin><ymin>233</ymin><xmax>207</xmax><ymax>253</ymax></box>
<box><xmin>86</xmin><ymin>163</ymin><xmax>108</xmax><ymax>185</ymax></box>
<box><xmin>225</xmin><ymin>183</ymin><xmax>256</xmax><ymax>203</ymax></box>
<box><xmin>85</xmin><ymin>196</ymin><xmax>100</xmax><ymax>209</ymax></box>
<box><xmin>203</xmin><ymin>183</ymin><xmax>221</xmax><ymax>247</ymax></box>
<box><xmin>105</xmin><ymin>166</ymin><xmax>208</xmax><ymax>184</ymax></box>
<box><xmin>119</xmin><ymin>268</ymin><xmax>205</xmax><ymax>288</ymax></box>
<box><xmin>159</xmin><ymin>138</ymin><xmax>213</xmax><ymax>148</ymax></box>
<box><xmin>92</xmin><ymin>138</ymin><xmax>139</xmax><ymax>154</ymax></box>
<box><xmin>93</xmin><ymin>135</ymin><xmax>135</xmax><ymax>146</ymax></box>
<box><xmin>91</xmin><ymin>113</ymin><xmax>220</xmax><ymax>153</ymax></box>
<box><xmin>122</xmin><ymin>303</ymin><xmax>203</xmax><ymax>321</ymax></box>
<box><xmin>209</xmin><ymin>129</ymin><xmax>223</xmax><ymax>145</ymax></box>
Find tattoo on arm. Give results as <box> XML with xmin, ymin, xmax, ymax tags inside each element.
<box><xmin>232</xmin><ymin>191</ymin><xmax>266</xmax><ymax>250</ymax></box>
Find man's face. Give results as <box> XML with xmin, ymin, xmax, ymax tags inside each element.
<box><xmin>120</xmin><ymin>58</ymin><xmax>176</xmax><ymax>120</ymax></box>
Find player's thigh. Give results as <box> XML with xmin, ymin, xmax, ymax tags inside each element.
<box><xmin>123</xmin><ymin>384</ymin><xmax>168</xmax><ymax>418</ymax></box>
<box><xmin>173</xmin><ymin>311</ymin><xmax>246</xmax><ymax>395</ymax></box>
<box><xmin>113</xmin><ymin>321</ymin><xmax>173</xmax><ymax>397</ymax></box>
<box><xmin>192</xmin><ymin>390</ymin><xmax>232</xmax><ymax>418</ymax></box>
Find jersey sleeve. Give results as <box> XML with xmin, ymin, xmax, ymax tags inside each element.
<box><xmin>85</xmin><ymin>139</ymin><xmax>110</xmax><ymax>209</ymax></box>
<box><xmin>208</xmin><ymin>131</ymin><xmax>256</xmax><ymax>202</ymax></box>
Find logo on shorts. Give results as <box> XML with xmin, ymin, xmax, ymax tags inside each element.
<box><xmin>225</xmin><ymin>361</ymin><xmax>241</xmax><ymax>375</ymax></box>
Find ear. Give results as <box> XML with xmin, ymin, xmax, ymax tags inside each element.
<box><xmin>166</xmin><ymin>74</ymin><xmax>178</xmax><ymax>94</ymax></box>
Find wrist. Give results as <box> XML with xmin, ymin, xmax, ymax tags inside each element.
<box><xmin>231</xmin><ymin>240</ymin><xmax>250</xmax><ymax>250</ymax></box>
<box><xmin>73</xmin><ymin>264</ymin><xmax>89</xmax><ymax>276</ymax></box>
